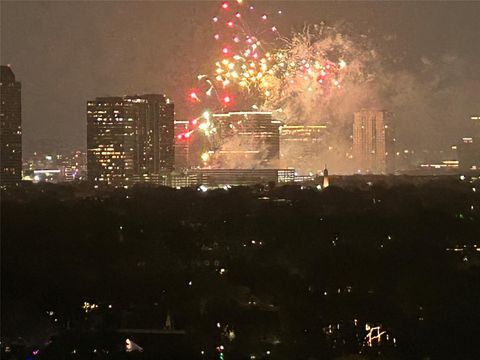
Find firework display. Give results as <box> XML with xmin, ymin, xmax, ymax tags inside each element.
<box><xmin>179</xmin><ymin>1</ymin><xmax>362</xmax><ymax>165</ymax></box>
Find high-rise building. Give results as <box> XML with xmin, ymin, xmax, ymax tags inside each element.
<box><xmin>174</xmin><ymin>120</ymin><xmax>190</xmax><ymax>169</ymax></box>
<box><xmin>279</xmin><ymin>124</ymin><xmax>327</xmax><ymax>172</ymax></box>
<box><xmin>87</xmin><ymin>94</ymin><xmax>174</xmax><ymax>185</ymax></box>
<box><xmin>131</xmin><ymin>94</ymin><xmax>174</xmax><ymax>174</ymax></box>
<box><xmin>353</xmin><ymin>110</ymin><xmax>395</xmax><ymax>174</ymax></box>
<box><xmin>0</xmin><ymin>65</ymin><xmax>22</xmax><ymax>186</ymax></box>
<box><xmin>212</xmin><ymin>111</ymin><xmax>281</xmax><ymax>167</ymax></box>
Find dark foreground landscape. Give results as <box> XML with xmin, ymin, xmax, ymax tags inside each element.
<box><xmin>2</xmin><ymin>175</ymin><xmax>480</xmax><ymax>360</ymax></box>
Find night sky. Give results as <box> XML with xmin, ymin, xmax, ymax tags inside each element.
<box><xmin>2</xmin><ymin>1</ymin><xmax>479</xmax><ymax>152</ymax></box>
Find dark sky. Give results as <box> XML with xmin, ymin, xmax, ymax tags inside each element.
<box><xmin>2</xmin><ymin>1</ymin><xmax>479</xmax><ymax>152</ymax></box>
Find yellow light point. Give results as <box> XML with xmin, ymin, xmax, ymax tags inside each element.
<box><xmin>201</xmin><ymin>152</ymin><xmax>210</xmax><ymax>162</ymax></box>
<box><xmin>223</xmin><ymin>79</ymin><xmax>230</xmax><ymax>86</ymax></box>
<box><xmin>216</xmin><ymin>75</ymin><xmax>223</xmax><ymax>81</ymax></box>
<box><xmin>265</xmin><ymin>90</ymin><xmax>271</xmax><ymax>97</ymax></box>
<box><xmin>256</xmin><ymin>72</ymin><xmax>263</xmax><ymax>79</ymax></box>
<box><xmin>222</xmin><ymin>59</ymin><xmax>229</xmax><ymax>65</ymax></box>
<box><xmin>248</xmin><ymin>69</ymin><xmax>255</xmax><ymax>75</ymax></box>
<box><xmin>215</xmin><ymin>62</ymin><xmax>221</xmax><ymax>67</ymax></box>
<box><xmin>239</xmin><ymin>81</ymin><xmax>247</xmax><ymax>87</ymax></box>
<box><xmin>216</xmin><ymin>68</ymin><xmax>223</xmax><ymax>74</ymax></box>
<box><xmin>228</xmin><ymin>63</ymin><xmax>235</xmax><ymax>70</ymax></box>
<box><xmin>202</xmin><ymin>111</ymin><xmax>210</xmax><ymax>120</ymax></box>
<box><xmin>249</xmin><ymin>62</ymin><xmax>256</xmax><ymax>68</ymax></box>
<box><xmin>237</xmin><ymin>0</ymin><xmax>243</xmax><ymax>3</ymax></box>
<box><xmin>339</xmin><ymin>59</ymin><xmax>347</xmax><ymax>69</ymax></box>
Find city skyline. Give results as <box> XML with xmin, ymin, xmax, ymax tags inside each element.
<box><xmin>2</xmin><ymin>2</ymin><xmax>480</xmax><ymax>359</ymax></box>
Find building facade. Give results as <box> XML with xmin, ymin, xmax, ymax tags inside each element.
<box><xmin>174</xmin><ymin>120</ymin><xmax>190</xmax><ymax>169</ymax></box>
<box><xmin>190</xmin><ymin>168</ymin><xmax>295</xmax><ymax>187</ymax></box>
<box><xmin>0</xmin><ymin>65</ymin><xmax>22</xmax><ymax>186</ymax></box>
<box><xmin>279</xmin><ymin>124</ymin><xmax>327</xmax><ymax>173</ymax></box>
<box><xmin>212</xmin><ymin>111</ymin><xmax>281</xmax><ymax>167</ymax></box>
<box><xmin>353</xmin><ymin>110</ymin><xmax>395</xmax><ymax>174</ymax></box>
<box><xmin>87</xmin><ymin>94</ymin><xmax>174</xmax><ymax>185</ymax></box>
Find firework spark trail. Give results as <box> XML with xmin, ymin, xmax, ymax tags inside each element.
<box><xmin>180</xmin><ymin>1</ymin><xmax>372</xmax><ymax>165</ymax></box>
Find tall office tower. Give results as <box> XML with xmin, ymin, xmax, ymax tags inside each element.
<box><xmin>87</xmin><ymin>97</ymin><xmax>136</xmax><ymax>184</ymax></box>
<box><xmin>87</xmin><ymin>94</ymin><xmax>174</xmax><ymax>185</ymax></box>
<box><xmin>127</xmin><ymin>94</ymin><xmax>175</xmax><ymax>174</ymax></box>
<box><xmin>174</xmin><ymin>120</ymin><xmax>190</xmax><ymax>169</ymax></box>
<box><xmin>353</xmin><ymin>110</ymin><xmax>395</xmax><ymax>174</ymax></box>
<box><xmin>0</xmin><ymin>65</ymin><xmax>22</xmax><ymax>186</ymax></box>
<box><xmin>212</xmin><ymin>111</ymin><xmax>281</xmax><ymax>167</ymax></box>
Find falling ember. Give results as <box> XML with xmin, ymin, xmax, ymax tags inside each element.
<box><xmin>222</xmin><ymin>47</ymin><xmax>230</xmax><ymax>54</ymax></box>
<box><xmin>227</xmin><ymin>21</ymin><xmax>234</xmax><ymax>27</ymax></box>
<box><xmin>223</xmin><ymin>95</ymin><xmax>231</xmax><ymax>104</ymax></box>
<box><xmin>261</xmin><ymin>14</ymin><xmax>267</xmax><ymax>20</ymax></box>
<box><xmin>213</xmin><ymin>16</ymin><xmax>218</xmax><ymax>22</ymax></box>
<box><xmin>214</xmin><ymin>34</ymin><xmax>220</xmax><ymax>40</ymax></box>
<box><xmin>201</xmin><ymin>152</ymin><xmax>210</xmax><ymax>162</ymax></box>
<box><xmin>221</xmin><ymin>2</ymin><xmax>229</xmax><ymax>9</ymax></box>
<box><xmin>189</xmin><ymin>91</ymin><xmax>200</xmax><ymax>102</ymax></box>
<box><xmin>235</xmin><ymin>12</ymin><xmax>241</xmax><ymax>18</ymax></box>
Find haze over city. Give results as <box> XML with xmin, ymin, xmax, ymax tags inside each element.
<box><xmin>1</xmin><ymin>1</ymin><xmax>480</xmax><ymax>360</ymax></box>
<box><xmin>2</xmin><ymin>1</ymin><xmax>479</xmax><ymax>153</ymax></box>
